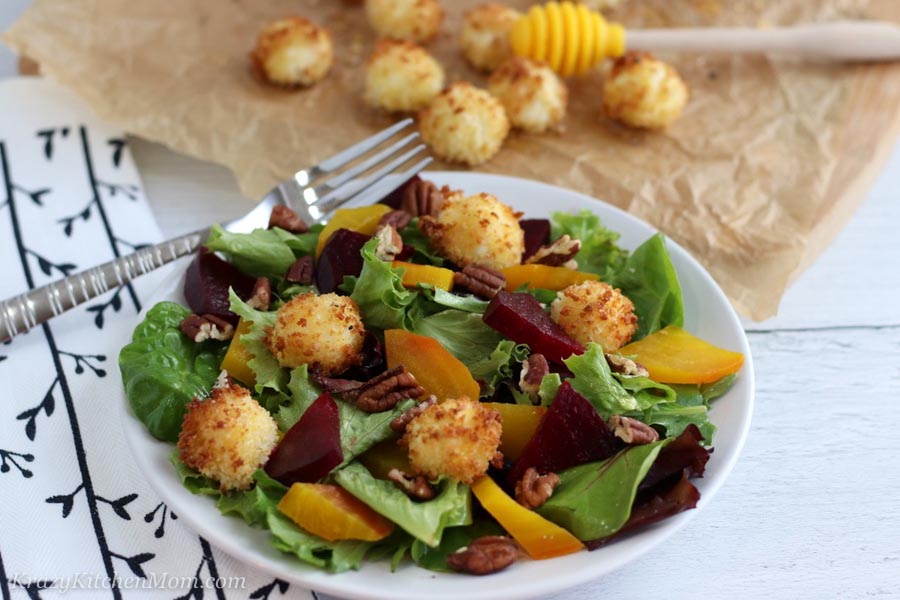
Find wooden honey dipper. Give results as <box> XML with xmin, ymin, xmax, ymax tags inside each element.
<box><xmin>510</xmin><ymin>1</ymin><xmax>900</xmax><ymax>77</ymax></box>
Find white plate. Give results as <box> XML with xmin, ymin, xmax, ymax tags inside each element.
<box><xmin>119</xmin><ymin>172</ymin><xmax>754</xmax><ymax>600</ymax></box>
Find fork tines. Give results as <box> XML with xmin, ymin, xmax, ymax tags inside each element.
<box><xmin>299</xmin><ymin>118</ymin><xmax>432</xmax><ymax>221</ymax></box>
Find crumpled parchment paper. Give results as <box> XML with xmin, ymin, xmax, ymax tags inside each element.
<box><xmin>5</xmin><ymin>0</ymin><xmax>900</xmax><ymax>319</ymax></box>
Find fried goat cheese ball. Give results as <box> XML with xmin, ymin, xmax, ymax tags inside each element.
<box><xmin>365</xmin><ymin>0</ymin><xmax>443</xmax><ymax>44</ymax></box>
<box><xmin>265</xmin><ymin>292</ymin><xmax>366</xmax><ymax>375</ymax></box>
<box><xmin>251</xmin><ymin>16</ymin><xmax>334</xmax><ymax>87</ymax></box>
<box><xmin>550</xmin><ymin>280</ymin><xmax>638</xmax><ymax>351</ymax></box>
<box><xmin>177</xmin><ymin>382</ymin><xmax>279</xmax><ymax>491</ymax></box>
<box><xmin>460</xmin><ymin>3</ymin><xmax>521</xmax><ymax>72</ymax></box>
<box><xmin>420</xmin><ymin>191</ymin><xmax>524</xmax><ymax>270</ymax></box>
<box><xmin>364</xmin><ymin>40</ymin><xmax>445</xmax><ymax>112</ymax></box>
<box><xmin>418</xmin><ymin>82</ymin><xmax>510</xmax><ymax>166</ymax></box>
<box><xmin>401</xmin><ymin>397</ymin><xmax>502</xmax><ymax>484</ymax></box>
<box><xmin>488</xmin><ymin>57</ymin><xmax>568</xmax><ymax>133</ymax></box>
<box><xmin>601</xmin><ymin>51</ymin><xmax>689</xmax><ymax>130</ymax></box>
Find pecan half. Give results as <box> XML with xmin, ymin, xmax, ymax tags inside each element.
<box><xmin>285</xmin><ymin>255</ymin><xmax>314</xmax><ymax>285</ymax></box>
<box><xmin>179</xmin><ymin>314</ymin><xmax>234</xmax><ymax>343</ymax></box>
<box><xmin>387</xmin><ymin>468</ymin><xmax>436</xmax><ymax>501</ymax></box>
<box><xmin>348</xmin><ymin>365</ymin><xmax>426</xmax><ymax>412</ymax></box>
<box><xmin>378</xmin><ymin>209</ymin><xmax>412</xmax><ymax>231</ymax></box>
<box><xmin>519</xmin><ymin>353</ymin><xmax>549</xmax><ymax>396</ymax></box>
<box><xmin>246</xmin><ymin>277</ymin><xmax>272</xmax><ymax>311</ymax></box>
<box><xmin>608</xmin><ymin>415</ymin><xmax>660</xmax><ymax>445</ymax></box>
<box><xmin>400</xmin><ymin>178</ymin><xmax>444</xmax><ymax>217</ymax></box>
<box><xmin>526</xmin><ymin>234</ymin><xmax>581</xmax><ymax>269</ymax></box>
<box><xmin>390</xmin><ymin>395</ymin><xmax>437</xmax><ymax>432</ymax></box>
<box><xmin>453</xmin><ymin>264</ymin><xmax>506</xmax><ymax>299</ymax></box>
<box><xmin>268</xmin><ymin>205</ymin><xmax>309</xmax><ymax>233</ymax></box>
<box><xmin>514</xmin><ymin>467</ymin><xmax>560</xmax><ymax>509</ymax></box>
<box><xmin>490</xmin><ymin>450</ymin><xmax>505</xmax><ymax>470</ymax></box>
<box><xmin>605</xmin><ymin>353</ymin><xmax>650</xmax><ymax>378</ymax></box>
<box><xmin>446</xmin><ymin>536</ymin><xmax>520</xmax><ymax>575</ymax></box>
<box><xmin>373</xmin><ymin>224</ymin><xmax>403</xmax><ymax>262</ymax></box>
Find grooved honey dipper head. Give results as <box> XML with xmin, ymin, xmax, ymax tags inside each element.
<box><xmin>509</xmin><ymin>1</ymin><xmax>626</xmax><ymax>77</ymax></box>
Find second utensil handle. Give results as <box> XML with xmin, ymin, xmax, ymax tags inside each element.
<box><xmin>0</xmin><ymin>228</ymin><xmax>208</xmax><ymax>343</ymax></box>
<box><xmin>627</xmin><ymin>21</ymin><xmax>900</xmax><ymax>61</ymax></box>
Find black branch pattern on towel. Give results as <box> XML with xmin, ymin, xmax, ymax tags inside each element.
<box><xmin>0</xmin><ymin>123</ymin><xmax>311</xmax><ymax>599</ymax></box>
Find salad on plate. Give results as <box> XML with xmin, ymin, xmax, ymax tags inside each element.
<box><xmin>119</xmin><ymin>176</ymin><xmax>744</xmax><ymax>576</ymax></box>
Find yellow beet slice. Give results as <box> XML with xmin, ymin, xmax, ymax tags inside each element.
<box><xmin>315</xmin><ymin>204</ymin><xmax>392</xmax><ymax>257</ymax></box>
<box><xmin>471</xmin><ymin>476</ymin><xmax>584</xmax><ymax>560</ymax></box>
<box><xmin>617</xmin><ymin>325</ymin><xmax>744</xmax><ymax>384</ymax></box>
<box><xmin>277</xmin><ymin>482</ymin><xmax>394</xmax><ymax>542</ymax></box>
<box><xmin>385</xmin><ymin>329</ymin><xmax>480</xmax><ymax>401</ymax></box>
<box><xmin>483</xmin><ymin>403</ymin><xmax>546</xmax><ymax>461</ymax></box>
<box><xmin>501</xmin><ymin>264</ymin><xmax>599</xmax><ymax>291</ymax></box>
<box><xmin>393</xmin><ymin>261</ymin><xmax>454</xmax><ymax>291</ymax></box>
<box><xmin>220</xmin><ymin>319</ymin><xmax>255</xmax><ymax>386</ymax></box>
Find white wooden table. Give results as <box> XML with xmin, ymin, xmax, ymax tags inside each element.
<box><xmin>3</xmin><ymin>2</ymin><xmax>899</xmax><ymax>597</ymax></box>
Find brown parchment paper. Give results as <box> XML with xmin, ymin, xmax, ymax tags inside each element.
<box><xmin>5</xmin><ymin>0</ymin><xmax>900</xmax><ymax>320</ymax></box>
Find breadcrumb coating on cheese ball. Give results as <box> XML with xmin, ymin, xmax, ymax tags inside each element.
<box><xmin>420</xmin><ymin>191</ymin><xmax>524</xmax><ymax>270</ymax></box>
<box><xmin>364</xmin><ymin>40</ymin><xmax>445</xmax><ymax>112</ymax></box>
<box><xmin>401</xmin><ymin>396</ymin><xmax>502</xmax><ymax>484</ymax></box>
<box><xmin>266</xmin><ymin>292</ymin><xmax>366</xmax><ymax>375</ymax></box>
<box><xmin>550</xmin><ymin>280</ymin><xmax>638</xmax><ymax>351</ymax></box>
<box><xmin>251</xmin><ymin>17</ymin><xmax>334</xmax><ymax>87</ymax></box>
<box><xmin>602</xmin><ymin>51</ymin><xmax>689</xmax><ymax>130</ymax></box>
<box><xmin>366</xmin><ymin>0</ymin><xmax>443</xmax><ymax>44</ymax></box>
<box><xmin>488</xmin><ymin>57</ymin><xmax>568</xmax><ymax>133</ymax></box>
<box><xmin>418</xmin><ymin>82</ymin><xmax>510</xmax><ymax>166</ymax></box>
<box><xmin>177</xmin><ymin>382</ymin><xmax>279</xmax><ymax>491</ymax></box>
<box><xmin>460</xmin><ymin>3</ymin><xmax>521</xmax><ymax>72</ymax></box>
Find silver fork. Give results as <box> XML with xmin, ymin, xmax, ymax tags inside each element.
<box><xmin>0</xmin><ymin>118</ymin><xmax>430</xmax><ymax>343</ymax></box>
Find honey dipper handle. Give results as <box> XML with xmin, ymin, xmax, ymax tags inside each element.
<box><xmin>626</xmin><ymin>21</ymin><xmax>900</xmax><ymax>61</ymax></box>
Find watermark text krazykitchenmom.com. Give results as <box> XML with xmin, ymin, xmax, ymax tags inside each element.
<box><xmin>11</xmin><ymin>573</ymin><xmax>247</xmax><ymax>592</ymax></box>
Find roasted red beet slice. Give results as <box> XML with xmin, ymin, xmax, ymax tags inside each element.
<box><xmin>483</xmin><ymin>291</ymin><xmax>584</xmax><ymax>365</ymax></box>
<box><xmin>316</xmin><ymin>228</ymin><xmax>371</xmax><ymax>294</ymax></box>
<box><xmin>183</xmin><ymin>248</ymin><xmax>255</xmax><ymax>324</ymax></box>
<box><xmin>520</xmin><ymin>219</ymin><xmax>551</xmax><ymax>261</ymax></box>
<box><xmin>264</xmin><ymin>392</ymin><xmax>343</xmax><ymax>486</ymax></box>
<box><xmin>586</xmin><ymin>473</ymin><xmax>700</xmax><ymax>550</ymax></box>
<box><xmin>507</xmin><ymin>382</ymin><xmax>619</xmax><ymax>488</ymax></box>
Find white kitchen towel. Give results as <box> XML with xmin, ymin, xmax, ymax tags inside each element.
<box><xmin>0</xmin><ymin>77</ymin><xmax>314</xmax><ymax>600</ymax></box>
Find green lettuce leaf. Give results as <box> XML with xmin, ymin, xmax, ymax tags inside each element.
<box><xmin>205</xmin><ymin>224</ymin><xmax>321</xmax><ymax>280</ymax></box>
<box><xmin>628</xmin><ymin>383</ymin><xmax>715</xmax><ymax>441</ymax></box>
<box><xmin>562</xmin><ymin>343</ymin><xmax>641</xmax><ymax>417</ymax></box>
<box><xmin>420</xmin><ymin>287</ymin><xmax>490</xmax><ymax>314</ymax></box>
<box><xmin>701</xmin><ymin>373</ymin><xmax>737</xmax><ymax>403</ymax></box>
<box><xmin>410</xmin><ymin>520</ymin><xmax>505</xmax><ymax>572</ymax></box>
<box><xmin>216</xmin><ymin>470</ymin><xmax>288</xmax><ymax>527</ymax></box>
<box><xmin>551</xmin><ymin>210</ymin><xmax>628</xmax><ymax>279</ymax></box>
<box><xmin>273</xmin><ymin>364</ymin><xmax>322</xmax><ymax>431</ymax></box>
<box><xmin>170</xmin><ymin>450</ymin><xmax>219</xmax><ymax>496</ymax></box>
<box><xmin>399</xmin><ymin>218</ymin><xmax>444</xmax><ymax>266</ymax></box>
<box><xmin>267</xmin><ymin>510</ymin><xmax>373</xmax><ymax>573</ymax></box>
<box><xmin>610</xmin><ymin>233</ymin><xmax>683</xmax><ymax>340</ymax></box>
<box><xmin>537</xmin><ymin>439</ymin><xmax>668</xmax><ymax>540</ymax></box>
<box><xmin>467</xmin><ymin>340</ymin><xmax>529</xmax><ymax>397</ymax></box>
<box><xmin>612</xmin><ymin>373</ymin><xmax>677</xmax><ymax>410</ymax></box>
<box><xmin>119</xmin><ymin>302</ymin><xmax>226</xmax><ymax>442</ymax></box>
<box><xmin>228</xmin><ymin>289</ymin><xmax>286</xmax><ymax>395</ymax></box>
<box><xmin>347</xmin><ymin>239</ymin><xmax>421</xmax><ymax>330</ymax></box>
<box><xmin>335</xmin><ymin>462</ymin><xmax>471</xmax><ymax>547</ymax></box>
<box><xmin>537</xmin><ymin>373</ymin><xmax>562</xmax><ymax>407</ymax></box>
<box><xmin>413</xmin><ymin>310</ymin><xmax>504</xmax><ymax>368</ymax></box>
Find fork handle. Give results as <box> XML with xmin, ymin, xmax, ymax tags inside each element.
<box><xmin>0</xmin><ymin>228</ymin><xmax>209</xmax><ymax>343</ymax></box>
